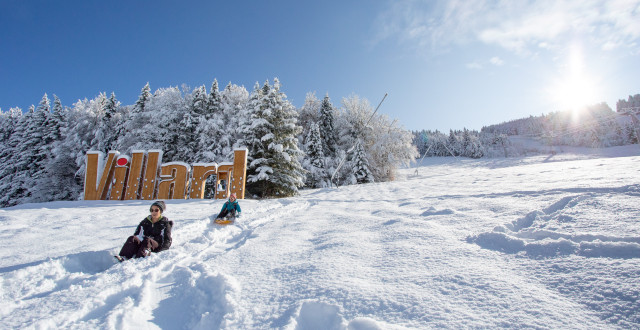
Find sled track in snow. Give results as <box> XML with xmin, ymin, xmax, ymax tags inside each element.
<box><xmin>0</xmin><ymin>199</ymin><xmax>312</xmax><ymax>329</ymax></box>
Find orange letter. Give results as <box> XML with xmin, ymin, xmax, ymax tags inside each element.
<box><xmin>84</xmin><ymin>151</ymin><xmax>119</xmax><ymax>200</ymax></box>
<box><xmin>189</xmin><ymin>163</ymin><xmax>218</xmax><ymax>199</ymax></box>
<box><xmin>157</xmin><ymin>162</ymin><xmax>190</xmax><ymax>199</ymax></box>
<box><xmin>140</xmin><ymin>150</ymin><xmax>163</xmax><ymax>200</ymax></box>
<box><xmin>123</xmin><ymin>151</ymin><xmax>145</xmax><ymax>200</ymax></box>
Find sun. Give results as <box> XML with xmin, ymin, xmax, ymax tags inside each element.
<box><xmin>550</xmin><ymin>74</ymin><xmax>597</xmax><ymax>112</ymax></box>
<box><xmin>546</xmin><ymin>44</ymin><xmax>600</xmax><ymax>118</ymax></box>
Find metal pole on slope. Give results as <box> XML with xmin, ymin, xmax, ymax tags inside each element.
<box><xmin>331</xmin><ymin>93</ymin><xmax>388</xmax><ymax>188</ymax></box>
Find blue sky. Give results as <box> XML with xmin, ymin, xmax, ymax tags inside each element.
<box><xmin>1</xmin><ymin>0</ymin><xmax>639</xmax><ymax>132</ymax></box>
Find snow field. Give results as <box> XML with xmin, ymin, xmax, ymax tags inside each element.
<box><xmin>1</xmin><ymin>149</ymin><xmax>639</xmax><ymax>328</ymax></box>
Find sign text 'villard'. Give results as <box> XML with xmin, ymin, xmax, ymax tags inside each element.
<box><xmin>84</xmin><ymin>148</ymin><xmax>247</xmax><ymax>201</ymax></box>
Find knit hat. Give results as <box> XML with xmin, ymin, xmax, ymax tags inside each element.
<box><xmin>151</xmin><ymin>201</ymin><xmax>166</xmax><ymax>213</ymax></box>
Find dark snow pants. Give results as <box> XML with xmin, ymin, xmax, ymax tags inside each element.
<box><xmin>216</xmin><ymin>208</ymin><xmax>236</xmax><ymax>220</ymax></box>
<box><xmin>119</xmin><ymin>236</ymin><xmax>159</xmax><ymax>259</ymax></box>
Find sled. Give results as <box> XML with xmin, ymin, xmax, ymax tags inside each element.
<box><xmin>214</xmin><ymin>218</ymin><xmax>234</xmax><ymax>225</ymax></box>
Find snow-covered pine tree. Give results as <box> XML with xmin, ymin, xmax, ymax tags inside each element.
<box><xmin>237</xmin><ymin>81</ymin><xmax>269</xmax><ymax>194</ymax></box>
<box><xmin>0</xmin><ymin>108</ymin><xmax>23</xmax><ymax>206</ymax></box>
<box><xmin>197</xmin><ymin>80</ymin><xmax>225</xmax><ymax>163</ymax></box>
<box><xmin>624</xmin><ymin>121</ymin><xmax>638</xmax><ymax>144</ymax></box>
<box><xmin>448</xmin><ymin>129</ymin><xmax>460</xmax><ymax>156</ymax></box>
<box><xmin>150</xmin><ymin>86</ymin><xmax>187</xmax><ymax>162</ymax></box>
<box><xmin>207</xmin><ymin>80</ymin><xmax>222</xmax><ymax>121</ymax></box>
<box><xmin>223</xmin><ymin>82</ymin><xmax>250</xmax><ymax>158</ymax></box>
<box><xmin>34</xmin><ymin>95</ymin><xmax>76</xmax><ymax>202</ymax></box>
<box><xmin>243</xmin><ymin>79</ymin><xmax>305</xmax><ymax>197</ymax></box>
<box><xmin>196</xmin><ymin>79</ymin><xmax>225</xmax><ymax>198</ymax></box>
<box><xmin>0</xmin><ymin>108</ymin><xmax>22</xmax><ymax>159</ymax></box>
<box><xmin>0</xmin><ymin>108</ymin><xmax>31</xmax><ymax>207</ymax></box>
<box><xmin>101</xmin><ymin>92</ymin><xmax>121</xmax><ymax>153</ymax></box>
<box><xmin>89</xmin><ymin>93</ymin><xmax>108</xmax><ymax>152</ymax></box>
<box><xmin>117</xmin><ymin>83</ymin><xmax>152</xmax><ymax>153</ymax></box>
<box><xmin>27</xmin><ymin>95</ymin><xmax>68</xmax><ymax>202</ymax></box>
<box><xmin>47</xmin><ymin>95</ymin><xmax>65</xmax><ymax>144</ymax></box>
<box><xmin>62</xmin><ymin>96</ymin><xmax>112</xmax><ymax>200</ymax></box>
<box><xmin>303</xmin><ymin>122</ymin><xmax>329</xmax><ymax>188</ymax></box>
<box><xmin>0</xmin><ymin>97</ymin><xmax>49</xmax><ymax>205</ymax></box>
<box><xmin>18</xmin><ymin>95</ymin><xmax>53</xmax><ymax>203</ymax></box>
<box><xmin>261</xmin><ymin>78</ymin><xmax>306</xmax><ymax>196</ymax></box>
<box><xmin>190</xmin><ymin>85</ymin><xmax>207</xmax><ymax>117</ymax></box>
<box><xmin>174</xmin><ymin>85</ymin><xmax>206</xmax><ymax>163</ymax></box>
<box><xmin>297</xmin><ymin>92</ymin><xmax>321</xmax><ymax>142</ymax></box>
<box><xmin>348</xmin><ymin>140</ymin><xmax>374</xmax><ymax>184</ymax></box>
<box><xmin>319</xmin><ymin>94</ymin><xmax>338</xmax><ymax>157</ymax></box>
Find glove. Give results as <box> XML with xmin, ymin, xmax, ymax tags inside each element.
<box><xmin>236</xmin><ymin>213</ymin><xmax>241</xmax><ymax>218</ymax></box>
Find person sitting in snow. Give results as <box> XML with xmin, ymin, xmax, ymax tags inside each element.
<box><xmin>115</xmin><ymin>201</ymin><xmax>173</xmax><ymax>262</ymax></box>
<box><xmin>215</xmin><ymin>193</ymin><xmax>242</xmax><ymax>220</ymax></box>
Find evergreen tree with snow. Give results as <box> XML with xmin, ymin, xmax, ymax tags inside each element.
<box><xmin>29</xmin><ymin>95</ymin><xmax>67</xmax><ymax>202</ymax></box>
<box><xmin>240</xmin><ymin>81</ymin><xmax>274</xmax><ymax>196</ymax></box>
<box><xmin>206</xmin><ymin>79</ymin><xmax>223</xmax><ymax>124</ymax></box>
<box><xmin>101</xmin><ymin>92</ymin><xmax>121</xmax><ymax>153</ymax></box>
<box><xmin>1</xmin><ymin>97</ymin><xmax>51</xmax><ymax>205</ymax></box>
<box><xmin>448</xmin><ymin>130</ymin><xmax>459</xmax><ymax>156</ymax></box>
<box><xmin>175</xmin><ymin>86</ymin><xmax>206</xmax><ymax>163</ymax></box>
<box><xmin>47</xmin><ymin>95</ymin><xmax>65</xmax><ymax>143</ymax></box>
<box><xmin>297</xmin><ymin>92</ymin><xmax>321</xmax><ymax>141</ymax></box>
<box><xmin>89</xmin><ymin>93</ymin><xmax>109</xmax><ymax>153</ymax></box>
<box><xmin>348</xmin><ymin>141</ymin><xmax>374</xmax><ymax>184</ymax></box>
<box><xmin>198</xmin><ymin>80</ymin><xmax>225</xmax><ymax>197</ymax></box>
<box><xmin>223</xmin><ymin>82</ymin><xmax>250</xmax><ymax>158</ymax></box>
<box><xmin>21</xmin><ymin>95</ymin><xmax>53</xmax><ymax>203</ymax></box>
<box><xmin>303</xmin><ymin>122</ymin><xmax>329</xmax><ymax>188</ymax></box>
<box><xmin>117</xmin><ymin>83</ymin><xmax>153</xmax><ymax>152</ymax></box>
<box><xmin>242</xmin><ymin>79</ymin><xmax>306</xmax><ymax>197</ymax></box>
<box><xmin>197</xmin><ymin>81</ymin><xmax>225</xmax><ymax>162</ymax></box>
<box><xmin>150</xmin><ymin>86</ymin><xmax>187</xmax><ymax>162</ymax></box>
<box><xmin>0</xmin><ymin>110</ymin><xmax>29</xmax><ymax>207</ymax></box>
<box><xmin>0</xmin><ymin>108</ymin><xmax>23</xmax><ymax>206</ymax></box>
<box><xmin>58</xmin><ymin>96</ymin><xmax>115</xmax><ymax>201</ymax></box>
<box><xmin>319</xmin><ymin>94</ymin><xmax>339</xmax><ymax>157</ymax></box>
<box><xmin>34</xmin><ymin>96</ymin><xmax>76</xmax><ymax>202</ymax></box>
<box><xmin>237</xmin><ymin>82</ymin><xmax>268</xmax><ymax>179</ymax></box>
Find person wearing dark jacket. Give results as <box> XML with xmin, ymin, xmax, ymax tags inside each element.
<box><xmin>215</xmin><ymin>193</ymin><xmax>242</xmax><ymax>220</ymax></box>
<box><xmin>115</xmin><ymin>201</ymin><xmax>173</xmax><ymax>262</ymax></box>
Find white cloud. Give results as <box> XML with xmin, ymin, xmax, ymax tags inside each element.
<box><xmin>490</xmin><ymin>57</ymin><xmax>504</xmax><ymax>66</ymax></box>
<box><xmin>375</xmin><ymin>0</ymin><xmax>640</xmax><ymax>55</ymax></box>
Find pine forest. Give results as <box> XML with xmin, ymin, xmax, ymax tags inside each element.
<box><xmin>0</xmin><ymin>79</ymin><xmax>418</xmax><ymax>207</ymax></box>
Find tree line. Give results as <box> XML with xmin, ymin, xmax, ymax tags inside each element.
<box><xmin>0</xmin><ymin>79</ymin><xmax>417</xmax><ymax>207</ymax></box>
<box><xmin>482</xmin><ymin>102</ymin><xmax>638</xmax><ymax>147</ymax></box>
<box><xmin>414</xmin><ymin>99</ymin><xmax>640</xmax><ymax>159</ymax></box>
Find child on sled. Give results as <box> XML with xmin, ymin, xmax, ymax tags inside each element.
<box><xmin>216</xmin><ymin>193</ymin><xmax>242</xmax><ymax>221</ymax></box>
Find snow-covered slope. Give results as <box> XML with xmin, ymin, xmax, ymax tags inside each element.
<box><xmin>1</xmin><ymin>145</ymin><xmax>640</xmax><ymax>329</ymax></box>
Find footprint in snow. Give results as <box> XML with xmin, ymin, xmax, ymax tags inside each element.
<box><xmin>421</xmin><ymin>207</ymin><xmax>455</xmax><ymax>216</ymax></box>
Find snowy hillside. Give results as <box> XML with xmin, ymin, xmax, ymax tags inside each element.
<box><xmin>1</xmin><ymin>145</ymin><xmax>640</xmax><ymax>329</ymax></box>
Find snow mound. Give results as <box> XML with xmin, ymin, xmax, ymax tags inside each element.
<box><xmin>468</xmin><ymin>191</ymin><xmax>640</xmax><ymax>259</ymax></box>
<box><xmin>285</xmin><ymin>301</ymin><xmax>405</xmax><ymax>330</ymax></box>
<box><xmin>421</xmin><ymin>207</ymin><xmax>455</xmax><ymax>217</ymax></box>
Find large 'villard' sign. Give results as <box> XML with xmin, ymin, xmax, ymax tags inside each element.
<box><xmin>84</xmin><ymin>148</ymin><xmax>247</xmax><ymax>201</ymax></box>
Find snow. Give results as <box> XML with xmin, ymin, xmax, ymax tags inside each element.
<box><xmin>1</xmin><ymin>145</ymin><xmax>640</xmax><ymax>329</ymax></box>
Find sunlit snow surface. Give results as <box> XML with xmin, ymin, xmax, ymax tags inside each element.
<box><xmin>1</xmin><ymin>145</ymin><xmax>639</xmax><ymax>329</ymax></box>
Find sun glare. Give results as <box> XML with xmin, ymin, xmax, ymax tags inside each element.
<box><xmin>547</xmin><ymin>44</ymin><xmax>600</xmax><ymax>119</ymax></box>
